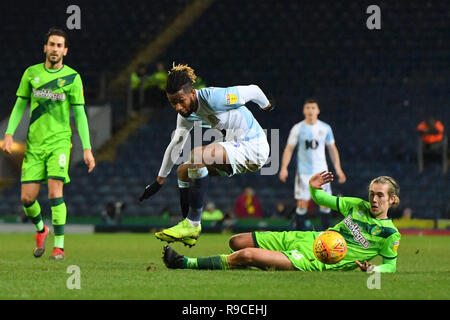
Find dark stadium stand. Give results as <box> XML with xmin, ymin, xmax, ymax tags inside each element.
<box><xmin>0</xmin><ymin>1</ymin><xmax>448</xmax><ymax>221</ymax></box>
<box><xmin>0</xmin><ymin>0</ymin><xmax>190</xmax><ymax>119</ymax></box>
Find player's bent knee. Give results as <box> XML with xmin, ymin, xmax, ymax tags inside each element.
<box><xmin>48</xmin><ymin>191</ymin><xmax>62</xmax><ymax>199</ymax></box>
<box><xmin>229</xmin><ymin>233</ymin><xmax>253</xmax><ymax>251</ymax></box>
<box><xmin>177</xmin><ymin>163</ymin><xmax>189</xmax><ymax>179</ymax></box>
<box><xmin>229</xmin><ymin>235</ymin><xmax>240</xmax><ymax>251</ymax></box>
<box><xmin>21</xmin><ymin>195</ymin><xmax>36</xmax><ymax>205</ymax></box>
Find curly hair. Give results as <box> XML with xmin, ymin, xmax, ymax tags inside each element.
<box><xmin>166</xmin><ymin>63</ymin><xmax>197</xmax><ymax>94</ymax></box>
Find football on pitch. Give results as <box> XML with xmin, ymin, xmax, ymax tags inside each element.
<box><xmin>313</xmin><ymin>230</ymin><xmax>347</xmax><ymax>264</ymax></box>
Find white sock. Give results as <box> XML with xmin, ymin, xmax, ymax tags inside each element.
<box><xmin>320</xmin><ymin>207</ymin><xmax>331</xmax><ymax>214</ymax></box>
<box><xmin>296</xmin><ymin>208</ymin><xmax>307</xmax><ymax>215</ymax></box>
<box><xmin>187</xmin><ymin>218</ymin><xmax>201</xmax><ymax>227</ymax></box>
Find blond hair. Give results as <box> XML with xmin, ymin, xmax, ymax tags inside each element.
<box><xmin>369</xmin><ymin>176</ymin><xmax>400</xmax><ymax>208</ymax></box>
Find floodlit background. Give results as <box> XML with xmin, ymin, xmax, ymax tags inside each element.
<box><xmin>0</xmin><ymin>0</ymin><xmax>448</xmax><ymax>231</ymax></box>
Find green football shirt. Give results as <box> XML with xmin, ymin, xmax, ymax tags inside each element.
<box><xmin>16</xmin><ymin>63</ymin><xmax>85</xmax><ymax>149</ymax></box>
<box><xmin>311</xmin><ymin>188</ymin><xmax>401</xmax><ymax>271</ymax></box>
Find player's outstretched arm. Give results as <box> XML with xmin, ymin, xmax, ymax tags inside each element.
<box><xmin>262</xmin><ymin>103</ymin><xmax>274</xmax><ymax>111</ymax></box>
<box><xmin>158</xmin><ymin>114</ymin><xmax>193</xmax><ymax>177</ymax></box>
<box><xmin>309</xmin><ymin>171</ymin><xmax>334</xmax><ymax>189</ymax></box>
<box><xmin>309</xmin><ymin>171</ymin><xmax>339</xmax><ymax>211</ymax></box>
<box><xmin>356</xmin><ymin>258</ymin><xmax>397</xmax><ymax>273</ymax></box>
<box><xmin>237</xmin><ymin>85</ymin><xmax>272</xmax><ymax>110</ymax></box>
<box><xmin>140</xmin><ymin>115</ymin><xmax>193</xmax><ymax>202</ymax></box>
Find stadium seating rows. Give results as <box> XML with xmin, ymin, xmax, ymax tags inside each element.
<box><xmin>0</xmin><ymin>1</ymin><xmax>448</xmax><ymax>220</ymax></box>
<box><xmin>0</xmin><ymin>0</ymin><xmax>190</xmax><ymax>118</ymax></box>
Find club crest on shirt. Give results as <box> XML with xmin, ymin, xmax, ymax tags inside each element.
<box><xmin>370</xmin><ymin>225</ymin><xmax>382</xmax><ymax>236</ymax></box>
<box><xmin>57</xmin><ymin>78</ymin><xmax>66</xmax><ymax>87</ymax></box>
<box><xmin>226</xmin><ymin>94</ymin><xmax>238</xmax><ymax>105</ymax></box>
<box><xmin>33</xmin><ymin>77</ymin><xmax>40</xmax><ymax>84</ymax></box>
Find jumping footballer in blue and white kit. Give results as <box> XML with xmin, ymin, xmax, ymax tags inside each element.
<box><xmin>279</xmin><ymin>98</ymin><xmax>346</xmax><ymax>230</ymax></box>
<box><xmin>139</xmin><ymin>63</ymin><xmax>272</xmax><ymax>247</ymax></box>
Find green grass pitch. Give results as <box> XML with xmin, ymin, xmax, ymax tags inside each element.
<box><xmin>0</xmin><ymin>233</ymin><xmax>449</xmax><ymax>300</ymax></box>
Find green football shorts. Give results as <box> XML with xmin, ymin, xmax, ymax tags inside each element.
<box><xmin>21</xmin><ymin>144</ymin><xmax>71</xmax><ymax>184</ymax></box>
<box><xmin>253</xmin><ymin>230</ymin><xmax>326</xmax><ymax>271</ymax></box>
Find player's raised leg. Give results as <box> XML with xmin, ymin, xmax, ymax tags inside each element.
<box><xmin>155</xmin><ymin>163</ymin><xmax>200</xmax><ymax>245</ymax></box>
<box><xmin>177</xmin><ymin>162</ymin><xmax>191</xmax><ymax>218</ymax></box>
<box><xmin>155</xmin><ymin>162</ymin><xmax>222</xmax><ymax>246</ymax></box>
<box><xmin>159</xmin><ymin>143</ymin><xmax>230</xmax><ymax>246</ymax></box>
<box><xmin>176</xmin><ymin>161</ymin><xmax>226</xmax><ymax>219</ymax></box>
<box><xmin>22</xmin><ymin>183</ymin><xmax>49</xmax><ymax>258</ymax></box>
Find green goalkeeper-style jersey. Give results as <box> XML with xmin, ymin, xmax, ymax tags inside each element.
<box><xmin>315</xmin><ymin>191</ymin><xmax>401</xmax><ymax>271</ymax></box>
<box><xmin>16</xmin><ymin>63</ymin><xmax>84</xmax><ymax>149</ymax></box>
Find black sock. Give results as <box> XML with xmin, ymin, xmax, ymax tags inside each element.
<box><xmin>179</xmin><ymin>187</ymin><xmax>190</xmax><ymax>219</ymax></box>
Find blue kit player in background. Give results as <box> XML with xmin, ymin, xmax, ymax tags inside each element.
<box><xmin>140</xmin><ymin>63</ymin><xmax>273</xmax><ymax>247</ymax></box>
<box><xmin>279</xmin><ymin>98</ymin><xmax>346</xmax><ymax>230</ymax></box>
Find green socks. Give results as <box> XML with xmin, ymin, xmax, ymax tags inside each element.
<box><xmin>183</xmin><ymin>254</ymin><xmax>229</xmax><ymax>270</ymax></box>
<box><xmin>23</xmin><ymin>197</ymin><xmax>67</xmax><ymax>249</ymax></box>
<box><xmin>50</xmin><ymin>197</ymin><xmax>67</xmax><ymax>249</ymax></box>
<box><xmin>23</xmin><ymin>200</ymin><xmax>44</xmax><ymax>232</ymax></box>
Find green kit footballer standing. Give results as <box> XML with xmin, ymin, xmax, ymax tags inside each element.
<box><xmin>2</xmin><ymin>28</ymin><xmax>95</xmax><ymax>260</ymax></box>
<box><xmin>163</xmin><ymin>171</ymin><xmax>401</xmax><ymax>273</ymax></box>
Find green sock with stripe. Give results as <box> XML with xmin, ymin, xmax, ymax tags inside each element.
<box><xmin>183</xmin><ymin>254</ymin><xmax>229</xmax><ymax>270</ymax></box>
<box><xmin>23</xmin><ymin>200</ymin><xmax>44</xmax><ymax>232</ymax></box>
<box><xmin>50</xmin><ymin>197</ymin><xmax>66</xmax><ymax>249</ymax></box>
